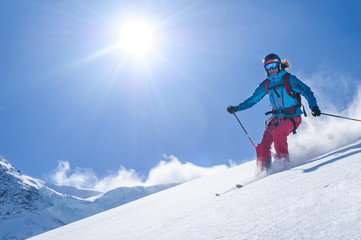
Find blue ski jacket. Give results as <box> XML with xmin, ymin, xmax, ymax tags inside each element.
<box><xmin>236</xmin><ymin>69</ymin><xmax>318</xmax><ymax>118</ymax></box>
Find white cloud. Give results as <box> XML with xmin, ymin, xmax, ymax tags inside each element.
<box><xmin>50</xmin><ymin>161</ymin><xmax>98</xmax><ymax>189</ymax></box>
<box><xmin>144</xmin><ymin>155</ymin><xmax>228</xmax><ymax>186</ymax></box>
<box><xmin>49</xmin><ymin>156</ymin><xmax>229</xmax><ymax>192</ymax></box>
<box><xmin>94</xmin><ymin>167</ymin><xmax>144</xmax><ymax>192</ymax></box>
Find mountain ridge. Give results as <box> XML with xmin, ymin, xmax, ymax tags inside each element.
<box><xmin>0</xmin><ymin>157</ymin><xmax>177</xmax><ymax>239</ymax></box>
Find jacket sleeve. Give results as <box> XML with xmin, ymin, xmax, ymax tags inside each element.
<box><xmin>236</xmin><ymin>81</ymin><xmax>268</xmax><ymax>111</ymax></box>
<box><xmin>289</xmin><ymin>75</ymin><xmax>319</xmax><ymax>109</ymax></box>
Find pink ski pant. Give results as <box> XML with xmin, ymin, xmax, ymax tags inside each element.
<box><xmin>256</xmin><ymin>116</ymin><xmax>302</xmax><ymax>170</ymax></box>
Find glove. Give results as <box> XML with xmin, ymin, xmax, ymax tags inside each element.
<box><xmin>227</xmin><ymin>106</ymin><xmax>237</xmax><ymax>114</ymax></box>
<box><xmin>311</xmin><ymin>107</ymin><xmax>321</xmax><ymax>117</ymax></box>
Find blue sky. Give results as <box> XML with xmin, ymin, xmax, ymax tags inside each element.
<box><xmin>1</xmin><ymin>0</ymin><xmax>361</xmax><ymax>186</ymax></box>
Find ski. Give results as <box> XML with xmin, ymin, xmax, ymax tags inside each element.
<box><xmin>215</xmin><ymin>184</ymin><xmax>243</xmax><ymax>197</ymax></box>
<box><xmin>214</xmin><ymin>162</ymin><xmax>294</xmax><ymax>197</ymax></box>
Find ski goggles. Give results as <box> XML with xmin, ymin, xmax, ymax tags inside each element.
<box><xmin>264</xmin><ymin>61</ymin><xmax>279</xmax><ymax>70</ymax></box>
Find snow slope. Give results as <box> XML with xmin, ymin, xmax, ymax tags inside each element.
<box><xmin>31</xmin><ymin>140</ymin><xmax>361</xmax><ymax>240</ymax></box>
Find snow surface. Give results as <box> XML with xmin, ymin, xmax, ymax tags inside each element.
<box><xmin>30</xmin><ymin>140</ymin><xmax>361</xmax><ymax>240</ymax></box>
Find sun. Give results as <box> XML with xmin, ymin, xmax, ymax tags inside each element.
<box><xmin>118</xmin><ymin>20</ymin><xmax>155</xmax><ymax>57</ymax></box>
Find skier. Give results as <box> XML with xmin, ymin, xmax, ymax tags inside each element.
<box><xmin>227</xmin><ymin>53</ymin><xmax>321</xmax><ymax>172</ymax></box>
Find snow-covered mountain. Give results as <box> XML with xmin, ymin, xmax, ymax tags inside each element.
<box><xmin>30</xmin><ymin>140</ymin><xmax>361</xmax><ymax>240</ymax></box>
<box><xmin>0</xmin><ymin>157</ymin><xmax>176</xmax><ymax>239</ymax></box>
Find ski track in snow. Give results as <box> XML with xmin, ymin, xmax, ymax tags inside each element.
<box><xmin>30</xmin><ymin>140</ymin><xmax>361</xmax><ymax>240</ymax></box>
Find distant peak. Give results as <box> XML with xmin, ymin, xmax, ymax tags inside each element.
<box><xmin>0</xmin><ymin>156</ymin><xmax>21</xmax><ymax>175</ymax></box>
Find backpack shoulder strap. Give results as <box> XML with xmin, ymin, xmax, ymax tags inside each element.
<box><xmin>263</xmin><ymin>78</ymin><xmax>270</xmax><ymax>93</ymax></box>
<box><xmin>283</xmin><ymin>72</ymin><xmax>306</xmax><ymax>116</ymax></box>
<box><xmin>282</xmin><ymin>72</ymin><xmax>296</xmax><ymax>98</ymax></box>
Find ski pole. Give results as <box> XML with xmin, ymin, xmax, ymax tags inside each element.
<box><xmin>321</xmin><ymin>113</ymin><xmax>361</xmax><ymax>123</ymax></box>
<box><xmin>233</xmin><ymin>113</ymin><xmax>256</xmax><ymax>149</ymax></box>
